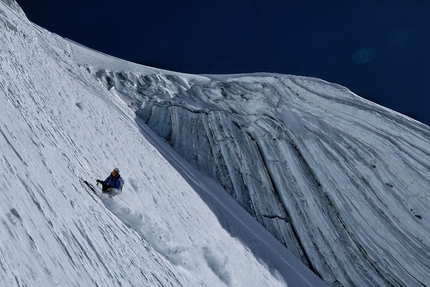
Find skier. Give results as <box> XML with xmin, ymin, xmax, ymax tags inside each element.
<box><xmin>96</xmin><ymin>168</ymin><xmax>124</xmax><ymax>196</ymax></box>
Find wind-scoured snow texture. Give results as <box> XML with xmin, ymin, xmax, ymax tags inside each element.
<box><xmin>89</xmin><ymin>59</ymin><xmax>430</xmax><ymax>285</ymax></box>
<box><xmin>0</xmin><ymin>1</ymin><xmax>328</xmax><ymax>286</ymax></box>
<box><xmin>2</xmin><ymin>0</ymin><xmax>22</xmax><ymax>14</ymax></box>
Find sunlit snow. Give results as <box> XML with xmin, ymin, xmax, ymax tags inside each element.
<box><xmin>2</xmin><ymin>1</ymin><xmax>430</xmax><ymax>286</ymax></box>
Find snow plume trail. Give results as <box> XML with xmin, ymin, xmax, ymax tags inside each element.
<box><xmin>101</xmin><ymin>196</ymin><xmax>202</xmax><ymax>270</ymax></box>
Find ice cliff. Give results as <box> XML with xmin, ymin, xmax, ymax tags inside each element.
<box><xmin>89</xmin><ymin>62</ymin><xmax>430</xmax><ymax>286</ymax></box>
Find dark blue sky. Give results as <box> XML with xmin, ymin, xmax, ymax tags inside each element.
<box><xmin>18</xmin><ymin>0</ymin><xmax>430</xmax><ymax>125</ymax></box>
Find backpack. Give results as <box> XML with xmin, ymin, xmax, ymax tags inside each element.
<box><xmin>118</xmin><ymin>177</ymin><xmax>124</xmax><ymax>191</ymax></box>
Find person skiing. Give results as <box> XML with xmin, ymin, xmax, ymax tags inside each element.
<box><xmin>96</xmin><ymin>168</ymin><xmax>124</xmax><ymax>196</ymax></box>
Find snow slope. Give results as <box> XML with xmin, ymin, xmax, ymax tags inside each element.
<box><xmin>0</xmin><ymin>1</ymin><xmax>326</xmax><ymax>286</ymax></box>
<box><xmin>3</xmin><ymin>0</ymin><xmax>430</xmax><ymax>286</ymax></box>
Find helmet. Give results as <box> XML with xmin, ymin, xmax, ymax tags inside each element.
<box><xmin>113</xmin><ymin>168</ymin><xmax>120</xmax><ymax>174</ymax></box>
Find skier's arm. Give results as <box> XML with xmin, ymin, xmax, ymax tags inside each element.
<box><xmin>96</xmin><ymin>176</ymin><xmax>111</xmax><ymax>184</ymax></box>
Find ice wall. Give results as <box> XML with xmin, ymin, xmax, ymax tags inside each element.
<box><xmin>92</xmin><ymin>69</ymin><xmax>430</xmax><ymax>286</ymax></box>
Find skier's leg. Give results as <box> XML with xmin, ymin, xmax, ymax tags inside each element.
<box><xmin>101</xmin><ymin>182</ymin><xmax>109</xmax><ymax>192</ymax></box>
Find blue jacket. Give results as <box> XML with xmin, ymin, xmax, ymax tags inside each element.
<box><xmin>103</xmin><ymin>175</ymin><xmax>124</xmax><ymax>190</ymax></box>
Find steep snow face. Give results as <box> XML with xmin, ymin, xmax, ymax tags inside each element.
<box><xmin>0</xmin><ymin>2</ymin><xmax>327</xmax><ymax>287</ymax></box>
<box><xmin>2</xmin><ymin>0</ymin><xmax>22</xmax><ymax>14</ymax></box>
<box><xmin>85</xmin><ymin>55</ymin><xmax>430</xmax><ymax>285</ymax></box>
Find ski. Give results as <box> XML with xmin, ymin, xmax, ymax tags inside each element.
<box><xmin>83</xmin><ymin>179</ymin><xmax>98</xmax><ymax>194</ymax></box>
<box><xmin>80</xmin><ymin>178</ymin><xmax>116</xmax><ymax>199</ymax></box>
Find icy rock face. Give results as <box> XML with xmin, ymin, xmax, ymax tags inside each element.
<box><xmin>95</xmin><ymin>69</ymin><xmax>430</xmax><ymax>286</ymax></box>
